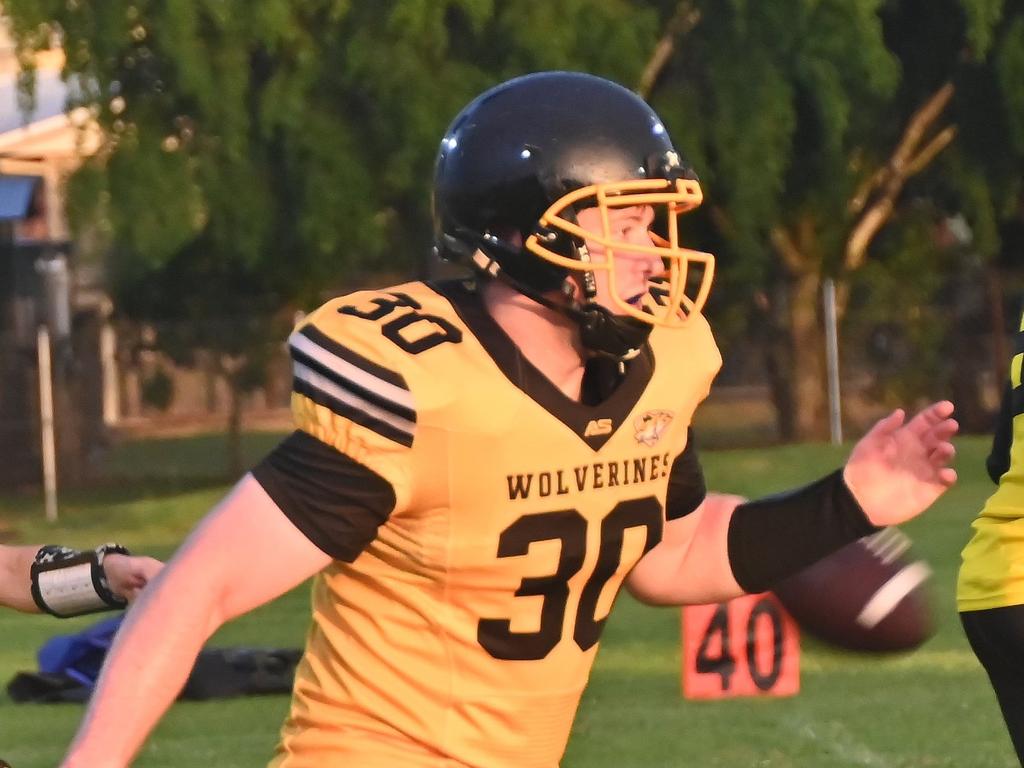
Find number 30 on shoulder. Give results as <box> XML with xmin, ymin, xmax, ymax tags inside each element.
<box><xmin>682</xmin><ymin>593</ymin><xmax>800</xmax><ymax>699</ymax></box>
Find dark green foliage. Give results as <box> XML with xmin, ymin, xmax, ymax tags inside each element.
<box><xmin>140</xmin><ymin>365</ymin><xmax>175</xmax><ymax>411</ymax></box>
<box><xmin>2</xmin><ymin>0</ymin><xmax>660</xmax><ymax>288</ymax></box>
<box><xmin>5</xmin><ymin>0</ymin><xmax>1024</xmax><ymax>436</ymax></box>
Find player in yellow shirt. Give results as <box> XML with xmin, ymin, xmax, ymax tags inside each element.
<box><xmin>63</xmin><ymin>71</ymin><xmax>958</xmax><ymax>768</ymax></box>
<box><xmin>959</xmin><ymin>307</ymin><xmax>1024</xmax><ymax>764</ymax></box>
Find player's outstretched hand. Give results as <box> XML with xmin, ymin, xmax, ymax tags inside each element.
<box><xmin>843</xmin><ymin>400</ymin><xmax>959</xmax><ymax>527</ymax></box>
<box><xmin>103</xmin><ymin>554</ymin><xmax>164</xmax><ymax>604</ymax></box>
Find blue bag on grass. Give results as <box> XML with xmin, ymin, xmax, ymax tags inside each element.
<box><xmin>6</xmin><ymin>615</ymin><xmax>124</xmax><ymax>703</ymax></box>
<box><xmin>37</xmin><ymin>614</ymin><xmax>125</xmax><ymax>687</ymax></box>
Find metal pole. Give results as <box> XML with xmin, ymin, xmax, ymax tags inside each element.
<box><xmin>100</xmin><ymin>320</ymin><xmax>120</xmax><ymax>426</ymax></box>
<box><xmin>37</xmin><ymin>325</ymin><xmax>58</xmax><ymax>522</ymax></box>
<box><xmin>823</xmin><ymin>279</ymin><xmax>843</xmax><ymax>445</ymax></box>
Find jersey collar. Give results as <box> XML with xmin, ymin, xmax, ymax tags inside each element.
<box><xmin>427</xmin><ymin>280</ymin><xmax>654</xmax><ymax>451</ymax></box>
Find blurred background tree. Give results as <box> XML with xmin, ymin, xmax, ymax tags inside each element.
<box><xmin>640</xmin><ymin>0</ymin><xmax>1024</xmax><ymax>439</ymax></box>
<box><xmin>0</xmin><ymin>0</ymin><xmax>659</xmax><ymax>471</ymax></box>
<box><xmin>3</xmin><ymin>0</ymin><xmax>1024</xmax><ymax>456</ymax></box>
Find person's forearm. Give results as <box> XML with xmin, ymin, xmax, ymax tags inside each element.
<box><xmin>62</xmin><ymin>474</ymin><xmax>324</xmax><ymax>767</ymax></box>
<box><xmin>627</xmin><ymin>494</ymin><xmax>745</xmax><ymax>605</ymax></box>
<box><xmin>62</xmin><ymin>550</ymin><xmax>227</xmax><ymax>768</ymax></box>
<box><xmin>0</xmin><ymin>545</ymin><xmax>43</xmax><ymax>612</ymax></box>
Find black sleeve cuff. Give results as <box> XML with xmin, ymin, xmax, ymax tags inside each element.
<box><xmin>665</xmin><ymin>429</ymin><xmax>706</xmax><ymax>520</ymax></box>
<box><xmin>252</xmin><ymin>431</ymin><xmax>396</xmax><ymax>562</ymax></box>
<box><xmin>726</xmin><ymin>469</ymin><xmax>879</xmax><ymax>593</ymax></box>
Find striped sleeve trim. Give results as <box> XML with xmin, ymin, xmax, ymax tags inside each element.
<box><xmin>298</xmin><ymin>325</ymin><xmax>408</xmax><ymax>389</ymax></box>
<box><xmin>290</xmin><ymin>326</ymin><xmax>416</xmax><ymax>447</ymax></box>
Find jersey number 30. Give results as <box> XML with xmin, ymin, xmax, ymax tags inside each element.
<box><xmin>478</xmin><ymin>497</ymin><xmax>662</xmax><ymax>661</ymax></box>
<box><xmin>339</xmin><ymin>291</ymin><xmax>462</xmax><ymax>354</ymax></box>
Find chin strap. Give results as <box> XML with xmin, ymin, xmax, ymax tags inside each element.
<box><xmin>452</xmin><ymin>234</ymin><xmax>652</xmax><ymax>361</ymax></box>
<box><xmin>472</xmin><ymin>249</ymin><xmax>651</xmax><ymax>360</ymax></box>
<box><xmin>573</xmin><ymin>303</ymin><xmax>651</xmax><ymax>361</ymax></box>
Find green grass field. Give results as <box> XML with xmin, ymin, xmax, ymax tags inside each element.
<box><xmin>0</xmin><ymin>433</ymin><xmax>1014</xmax><ymax>767</ymax></box>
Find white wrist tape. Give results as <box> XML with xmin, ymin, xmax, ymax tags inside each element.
<box><xmin>30</xmin><ymin>543</ymin><xmax>130</xmax><ymax>618</ymax></box>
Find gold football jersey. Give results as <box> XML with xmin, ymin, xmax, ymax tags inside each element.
<box><xmin>268</xmin><ymin>280</ymin><xmax>722</xmax><ymax>768</ymax></box>
<box><xmin>959</xmin><ymin>310</ymin><xmax>1024</xmax><ymax>611</ymax></box>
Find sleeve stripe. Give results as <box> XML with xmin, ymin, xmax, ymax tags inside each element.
<box><xmin>296</xmin><ymin>325</ymin><xmax>409</xmax><ymax>391</ymax></box>
<box><xmin>293</xmin><ymin>370</ymin><xmax>415</xmax><ymax>447</ymax></box>
<box><xmin>293</xmin><ymin>360</ymin><xmax>416</xmax><ymax>435</ymax></box>
<box><xmin>290</xmin><ymin>346</ymin><xmax>416</xmax><ymax>423</ymax></box>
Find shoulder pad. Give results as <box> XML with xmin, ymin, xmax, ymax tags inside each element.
<box><xmin>289</xmin><ymin>283</ymin><xmax>463</xmax><ymax>449</ymax></box>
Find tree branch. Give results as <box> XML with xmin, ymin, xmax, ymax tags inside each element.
<box><xmin>844</xmin><ymin>82</ymin><xmax>956</xmax><ymax>272</ymax></box>
<box><xmin>636</xmin><ymin>1</ymin><xmax>701</xmax><ymax>100</ymax></box>
<box><xmin>906</xmin><ymin>124</ymin><xmax>957</xmax><ymax>176</ymax></box>
<box><xmin>848</xmin><ymin>81</ymin><xmax>955</xmax><ymax>217</ymax></box>
<box><xmin>770</xmin><ymin>226</ymin><xmax>806</xmax><ymax>275</ymax></box>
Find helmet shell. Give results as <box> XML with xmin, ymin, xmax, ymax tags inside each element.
<box><xmin>432</xmin><ymin>71</ymin><xmax>689</xmax><ymax>291</ymax></box>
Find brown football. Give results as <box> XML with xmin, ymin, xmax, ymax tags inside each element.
<box><xmin>771</xmin><ymin>528</ymin><xmax>935</xmax><ymax>653</ymax></box>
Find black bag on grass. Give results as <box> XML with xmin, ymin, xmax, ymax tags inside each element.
<box><xmin>180</xmin><ymin>647</ymin><xmax>303</xmax><ymax>700</ymax></box>
<box><xmin>6</xmin><ymin>615</ymin><xmax>301</xmax><ymax>703</ymax></box>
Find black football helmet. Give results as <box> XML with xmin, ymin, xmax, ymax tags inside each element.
<box><xmin>432</xmin><ymin>71</ymin><xmax>714</xmax><ymax>360</ymax></box>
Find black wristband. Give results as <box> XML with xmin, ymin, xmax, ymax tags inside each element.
<box><xmin>726</xmin><ymin>469</ymin><xmax>879</xmax><ymax>593</ymax></box>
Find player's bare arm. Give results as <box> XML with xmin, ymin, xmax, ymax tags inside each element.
<box><xmin>628</xmin><ymin>401</ymin><xmax>958</xmax><ymax>605</ymax></box>
<box><xmin>0</xmin><ymin>545</ymin><xmax>40</xmax><ymax>612</ymax></box>
<box><xmin>0</xmin><ymin>543</ymin><xmax>163</xmax><ymax>615</ymax></box>
<box><xmin>627</xmin><ymin>492</ymin><xmax>746</xmax><ymax>605</ymax></box>
<box><xmin>61</xmin><ymin>474</ymin><xmax>331</xmax><ymax>768</ymax></box>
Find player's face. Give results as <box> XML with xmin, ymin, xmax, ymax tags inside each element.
<box><xmin>575</xmin><ymin>205</ymin><xmax>663</xmax><ymax>315</ymax></box>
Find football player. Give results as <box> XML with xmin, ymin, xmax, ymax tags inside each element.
<box><xmin>959</xmin><ymin>307</ymin><xmax>1024</xmax><ymax>765</ymax></box>
<box><xmin>0</xmin><ymin>543</ymin><xmax>162</xmax><ymax>615</ymax></box>
<box><xmin>62</xmin><ymin>71</ymin><xmax>958</xmax><ymax>768</ymax></box>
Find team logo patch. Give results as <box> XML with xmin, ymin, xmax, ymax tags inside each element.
<box><xmin>634</xmin><ymin>410</ymin><xmax>673</xmax><ymax>447</ymax></box>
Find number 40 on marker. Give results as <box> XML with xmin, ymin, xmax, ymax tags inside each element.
<box><xmin>681</xmin><ymin>593</ymin><xmax>800</xmax><ymax>700</ymax></box>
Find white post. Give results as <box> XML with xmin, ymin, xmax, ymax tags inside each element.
<box><xmin>823</xmin><ymin>279</ymin><xmax>843</xmax><ymax>445</ymax></box>
<box><xmin>100</xmin><ymin>321</ymin><xmax>120</xmax><ymax>426</ymax></box>
<box><xmin>37</xmin><ymin>325</ymin><xmax>58</xmax><ymax>522</ymax></box>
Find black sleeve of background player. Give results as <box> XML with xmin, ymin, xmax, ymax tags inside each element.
<box><xmin>251</xmin><ymin>430</ymin><xmax>396</xmax><ymax>562</ymax></box>
<box><xmin>665</xmin><ymin>429</ymin><xmax>707</xmax><ymax>520</ymax></box>
<box><xmin>987</xmin><ymin>382</ymin><xmax>1014</xmax><ymax>484</ymax></box>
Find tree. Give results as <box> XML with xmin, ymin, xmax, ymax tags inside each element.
<box><xmin>640</xmin><ymin>0</ymin><xmax>1018</xmax><ymax>439</ymax></box>
<box><xmin>2</xmin><ymin>0</ymin><xmax>660</xmax><ymax>473</ymax></box>
<box><xmin>882</xmin><ymin>0</ymin><xmax>1024</xmax><ymax>428</ymax></box>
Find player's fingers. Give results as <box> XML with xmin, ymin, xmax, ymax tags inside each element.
<box><xmin>928</xmin><ymin>442</ymin><xmax>955</xmax><ymax>466</ymax></box>
<box><xmin>907</xmin><ymin>400</ymin><xmax>956</xmax><ymax>436</ymax></box>
<box><xmin>921</xmin><ymin>418</ymin><xmax>959</xmax><ymax>449</ymax></box>
<box><xmin>868</xmin><ymin>408</ymin><xmax>906</xmax><ymax>440</ymax></box>
<box><xmin>937</xmin><ymin>466</ymin><xmax>958</xmax><ymax>486</ymax></box>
